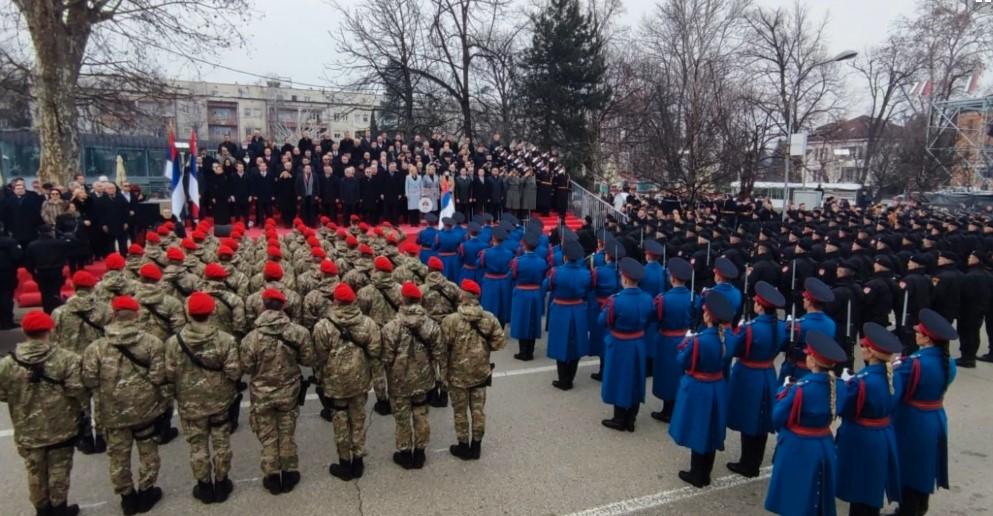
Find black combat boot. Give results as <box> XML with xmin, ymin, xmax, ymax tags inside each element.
<box><xmin>412</xmin><ymin>448</ymin><xmax>426</xmax><ymax>469</ymax></box>
<box><xmin>350</xmin><ymin>456</ymin><xmax>365</xmax><ymax>478</ymax></box>
<box><xmin>374</xmin><ymin>398</ymin><xmax>392</xmax><ymax>415</ymax></box>
<box><xmin>262</xmin><ymin>474</ymin><xmax>282</xmax><ymax>495</ymax></box>
<box><xmin>552</xmin><ymin>361</ymin><xmax>573</xmax><ymax>390</ymax></box>
<box><xmin>34</xmin><ymin>503</ymin><xmax>51</xmax><ymax>516</ymax></box>
<box><xmin>120</xmin><ymin>492</ymin><xmax>140</xmax><ymax>516</ymax></box>
<box><xmin>280</xmin><ymin>471</ymin><xmax>300</xmax><ymax>493</ymax></box>
<box><xmin>590</xmin><ymin>360</ymin><xmax>603</xmax><ymax>381</ymax></box>
<box><xmin>228</xmin><ymin>392</ymin><xmax>243</xmax><ymax>432</ymax></box>
<box><xmin>76</xmin><ymin>416</ymin><xmax>95</xmax><ymax>455</ymax></box>
<box><xmin>727</xmin><ymin>434</ymin><xmax>765</xmax><ymax>478</ymax></box>
<box><xmin>650</xmin><ymin>400</ymin><xmax>674</xmax><ymax>423</ymax></box>
<box><xmin>192</xmin><ymin>480</ymin><xmax>214</xmax><ymax>504</ymax></box>
<box><xmin>699</xmin><ymin>452</ymin><xmax>716</xmax><ymax>487</ymax></box>
<box><xmin>601</xmin><ymin>406</ymin><xmax>627</xmax><ymax>431</ymax></box>
<box><xmin>329</xmin><ymin>459</ymin><xmax>353</xmax><ymax>481</ymax></box>
<box><xmin>92</xmin><ymin>433</ymin><xmax>107</xmax><ymax>453</ymax></box>
<box><xmin>212</xmin><ymin>477</ymin><xmax>233</xmax><ymax>503</ymax></box>
<box><xmin>50</xmin><ymin>503</ymin><xmax>79</xmax><ymax>516</ymax></box>
<box><xmin>393</xmin><ymin>450</ymin><xmax>415</xmax><ymax>469</ymax></box>
<box><xmin>513</xmin><ymin>340</ymin><xmax>529</xmax><ymax>361</ymax></box>
<box><xmin>678</xmin><ymin>452</ymin><xmax>707</xmax><ymax>488</ymax></box>
<box><xmin>449</xmin><ymin>441</ymin><xmax>471</xmax><ymax>460</ymax></box>
<box><xmin>468</xmin><ymin>439</ymin><xmax>482</xmax><ymax>460</ymax></box>
<box><xmin>137</xmin><ymin>486</ymin><xmax>162</xmax><ymax>512</ymax></box>
<box><xmin>626</xmin><ymin>405</ymin><xmax>639</xmax><ymax>432</ymax></box>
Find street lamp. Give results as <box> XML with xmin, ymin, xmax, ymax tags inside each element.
<box><xmin>782</xmin><ymin>50</ymin><xmax>858</xmax><ymax>219</ymax></box>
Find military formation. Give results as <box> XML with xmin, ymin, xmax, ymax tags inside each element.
<box><xmin>0</xmin><ymin>193</ymin><xmax>982</xmax><ymax>516</ymax></box>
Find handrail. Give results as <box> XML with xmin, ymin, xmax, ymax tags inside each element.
<box><xmin>568</xmin><ymin>180</ymin><xmax>629</xmax><ymax>230</ymax></box>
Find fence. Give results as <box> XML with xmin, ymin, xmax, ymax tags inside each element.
<box><xmin>568</xmin><ymin>180</ymin><xmax>628</xmax><ymax>230</ymax></box>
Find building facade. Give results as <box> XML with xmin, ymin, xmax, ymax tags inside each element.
<box><xmin>803</xmin><ymin>116</ymin><xmax>877</xmax><ymax>186</ymax></box>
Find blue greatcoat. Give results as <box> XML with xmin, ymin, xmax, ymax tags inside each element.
<box><xmin>651</xmin><ymin>286</ymin><xmax>694</xmax><ymax>401</ymax></box>
<box><xmin>726</xmin><ymin>314</ymin><xmax>787</xmax><ymax>436</ymax></box>
<box><xmin>588</xmin><ymin>262</ymin><xmax>620</xmax><ymax>357</ymax></box>
<box><xmin>435</xmin><ymin>228</ymin><xmax>463</xmax><ymax>282</ymax></box>
<box><xmin>543</xmin><ymin>261</ymin><xmax>592</xmax><ymax>361</ymax></box>
<box><xmin>836</xmin><ymin>364</ymin><xmax>902</xmax><ymax>508</ymax></box>
<box><xmin>765</xmin><ymin>372</ymin><xmax>841</xmax><ymax>516</ymax></box>
<box><xmin>599</xmin><ymin>287</ymin><xmax>653</xmax><ymax>408</ymax></box>
<box><xmin>510</xmin><ymin>252</ymin><xmax>548</xmax><ymax>340</ymax></box>
<box><xmin>479</xmin><ymin>245</ymin><xmax>514</xmax><ymax>325</ymax></box>
<box><xmin>779</xmin><ymin>311</ymin><xmax>837</xmax><ymax>383</ymax></box>
<box><xmin>894</xmin><ymin>346</ymin><xmax>956</xmax><ymax>494</ymax></box>
<box><xmin>697</xmin><ymin>282</ymin><xmax>743</xmax><ymax>322</ymax></box>
<box><xmin>417</xmin><ymin>227</ymin><xmax>439</xmax><ymax>264</ymax></box>
<box><xmin>458</xmin><ymin>236</ymin><xmax>489</xmax><ymax>284</ymax></box>
<box><xmin>668</xmin><ymin>327</ymin><xmax>729</xmax><ymax>453</ymax></box>
<box><xmin>640</xmin><ymin>261</ymin><xmax>667</xmax><ymax>359</ymax></box>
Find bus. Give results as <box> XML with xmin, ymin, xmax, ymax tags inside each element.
<box><xmin>729</xmin><ymin>181</ymin><xmax>863</xmax><ymax>209</ymax></box>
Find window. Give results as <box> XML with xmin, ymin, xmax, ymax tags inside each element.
<box><xmin>334</xmin><ymin>133</ymin><xmax>341</xmax><ymax>139</ymax></box>
<box><xmin>305</xmin><ymin>96</ymin><xmax>311</xmax><ymax>102</ymax></box>
<box><xmin>243</xmin><ymin>108</ymin><xmax>252</xmax><ymax>117</ymax></box>
<box><xmin>363</xmin><ymin>114</ymin><xmax>369</xmax><ymax>123</ymax></box>
<box><xmin>840</xmin><ymin>167</ymin><xmax>859</xmax><ymax>182</ymax></box>
<box><xmin>291</xmin><ymin>95</ymin><xmax>298</xmax><ymax>102</ymax></box>
<box><xmin>84</xmin><ymin>147</ymin><xmax>117</xmax><ymax>177</ymax></box>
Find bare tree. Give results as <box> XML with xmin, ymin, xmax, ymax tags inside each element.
<box><xmin>474</xmin><ymin>27</ymin><xmax>523</xmax><ymax>139</ymax></box>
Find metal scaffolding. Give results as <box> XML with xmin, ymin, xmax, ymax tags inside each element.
<box><xmin>926</xmin><ymin>95</ymin><xmax>993</xmax><ymax>189</ymax></box>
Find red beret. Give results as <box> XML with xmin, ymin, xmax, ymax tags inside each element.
<box><xmin>346</xmin><ymin>236</ymin><xmax>359</xmax><ymax>248</ymax></box>
<box><xmin>192</xmin><ymin>230</ymin><xmax>206</xmax><ymax>242</ymax></box>
<box><xmin>145</xmin><ymin>231</ymin><xmax>160</xmax><ymax>244</ymax></box>
<box><xmin>359</xmin><ymin>244</ymin><xmax>374</xmax><ymax>256</ymax></box>
<box><xmin>386</xmin><ymin>234</ymin><xmax>398</xmax><ymax>244</ymax></box>
<box><xmin>105</xmin><ymin>253</ymin><xmax>126</xmax><ymax>270</ymax></box>
<box><xmin>400</xmin><ymin>241</ymin><xmax>419</xmax><ymax>256</ymax></box>
<box><xmin>217</xmin><ymin>245</ymin><xmax>234</xmax><ymax>258</ymax></box>
<box><xmin>320</xmin><ymin>259</ymin><xmax>338</xmax><ymax>276</ymax></box>
<box><xmin>263</xmin><ymin>261</ymin><xmax>283</xmax><ymax>280</ymax></box>
<box><xmin>427</xmin><ymin>256</ymin><xmax>444</xmax><ymax>272</ymax></box>
<box><xmin>181</xmin><ymin>238</ymin><xmax>197</xmax><ymax>251</ymax></box>
<box><xmin>111</xmin><ymin>295</ymin><xmax>140</xmax><ymax>312</ymax></box>
<box><xmin>307</xmin><ymin>236</ymin><xmax>320</xmax><ymax>247</ymax></box>
<box><xmin>187</xmin><ymin>291</ymin><xmax>215</xmax><ymax>316</ymax></box>
<box><xmin>359</xmin><ymin>222</ymin><xmax>370</xmax><ymax>232</ymax></box>
<box><xmin>220</xmin><ymin>237</ymin><xmax>238</xmax><ymax>251</ymax></box>
<box><xmin>21</xmin><ymin>311</ymin><xmax>54</xmax><ymax>333</ymax></box>
<box><xmin>128</xmin><ymin>244</ymin><xmax>144</xmax><ymax>256</ymax></box>
<box><xmin>461</xmin><ymin>279</ymin><xmax>481</xmax><ymax>297</ymax></box>
<box><xmin>156</xmin><ymin>225</ymin><xmax>171</xmax><ymax>236</ymax></box>
<box><xmin>336</xmin><ymin>228</ymin><xmax>348</xmax><ymax>239</ymax></box>
<box><xmin>311</xmin><ymin>247</ymin><xmax>327</xmax><ymax>258</ymax></box>
<box><xmin>401</xmin><ymin>281</ymin><xmax>422</xmax><ymax>300</ymax></box>
<box><xmin>166</xmin><ymin>247</ymin><xmax>185</xmax><ymax>262</ymax></box>
<box><xmin>204</xmin><ymin>263</ymin><xmax>229</xmax><ymax>280</ymax></box>
<box><xmin>334</xmin><ymin>283</ymin><xmax>356</xmax><ymax>303</ymax></box>
<box><xmin>72</xmin><ymin>270</ymin><xmax>97</xmax><ymax>289</ymax></box>
<box><xmin>139</xmin><ymin>263</ymin><xmax>162</xmax><ymax>281</ymax></box>
<box><xmin>350</xmin><ymin>215</ymin><xmax>361</xmax><ymax>223</ymax></box>
<box><xmin>262</xmin><ymin>288</ymin><xmax>287</xmax><ymax>303</ymax></box>
<box><xmin>233</xmin><ymin>222</ymin><xmax>246</xmax><ymax>232</ymax></box>
<box><xmin>320</xmin><ymin>216</ymin><xmax>330</xmax><ymax>225</ymax></box>
<box><xmin>374</xmin><ymin>256</ymin><xmax>393</xmax><ymax>273</ymax></box>
<box><xmin>374</xmin><ymin>227</ymin><xmax>384</xmax><ymax>236</ymax></box>
<box><xmin>267</xmin><ymin>245</ymin><xmax>282</xmax><ymax>259</ymax></box>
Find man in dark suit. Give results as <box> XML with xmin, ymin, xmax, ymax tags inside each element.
<box><xmin>319</xmin><ymin>163</ymin><xmax>339</xmax><ymax>223</ymax></box>
<box><xmin>250</xmin><ymin>161</ymin><xmax>276</xmax><ymax>226</ymax></box>
<box><xmin>24</xmin><ymin>225</ymin><xmax>67</xmax><ymax>313</ymax></box>
<box><xmin>96</xmin><ymin>182</ymin><xmax>131</xmax><ymax>253</ymax></box>
<box><xmin>359</xmin><ymin>165</ymin><xmax>381</xmax><ymax>224</ymax></box>
<box><xmin>275</xmin><ymin>160</ymin><xmax>297</xmax><ymax>228</ymax></box>
<box><xmin>380</xmin><ymin>162</ymin><xmax>404</xmax><ymax>226</ymax></box>
<box><xmin>295</xmin><ymin>163</ymin><xmax>320</xmax><ymax>227</ymax></box>
<box><xmin>0</xmin><ymin>228</ymin><xmax>23</xmax><ymax>328</ymax></box>
<box><xmin>1</xmin><ymin>179</ymin><xmax>43</xmax><ymax>249</ymax></box>
<box><xmin>455</xmin><ymin>168</ymin><xmax>472</xmax><ymax>217</ymax></box>
<box><xmin>471</xmin><ymin>169</ymin><xmax>490</xmax><ymax>217</ymax></box>
<box><xmin>230</xmin><ymin>161</ymin><xmax>252</xmax><ymax>224</ymax></box>
<box><xmin>339</xmin><ymin>166</ymin><xmax>360</xmax><ymax>223</ymax></box>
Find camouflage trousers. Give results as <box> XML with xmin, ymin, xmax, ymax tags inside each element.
<box><xmin>331</xmin><ymin>393</ymin><xmax>368</xmax><ymax>461</ymax></box>
<box><xmin>390</xmin><ymin>393</ymin><xmax>430</xmax><ymax>451</ymax></box>
<box><xmin>371</xmin><ymin>360</ymin><xmax>388</xmax><ymax>401</ymax></box>
<box><xmin>105</xmin><ymin>424</ymin><xmax>160</xmax><ymax>495</ymax></box>
<box><xmin>179</xmin><ymin>411</ymin><xmax>233</xmax><ymax>482</ymax></box>
<box><xmin>450</xmin><ymin>386</ymin><xmax>487</xmax><ymax>443</ymax></box>
<box><xmin>17</xmin><ymin>442</ymin><xmax>74</xmax><ymax>508</ymax></box>
<box><xmin>249</xmin><ymin>404</ymin><xmax>300</xmax><ymax>475</ymax></box>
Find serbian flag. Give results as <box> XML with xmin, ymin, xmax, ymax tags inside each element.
<box><xmin>186</xmin><ymin>130</ymin><xmax>200</xmax><ymax>219</ymax></box>
<box><xmin>165</xmin><ymin>129</ymin><xmax>185</xmax><ymax>218</ymax></box>
<box><xmin>438</xmin><ymin>186</ymin><xmax>454</xmax><ymax>230</ymax></box>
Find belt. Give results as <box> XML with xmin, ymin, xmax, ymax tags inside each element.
<box><xmin>855</xmin><ymin>416</ymin><xmax>891</xmax><ymax>428</ymax></box>
<box><xmin>786</xmin><ymin>424</ymin><xmax>832</xmax><ymax>437</ymax></box>
<box><xmin>907</xmin><ymin>399</ymin><xmax>943</xmax><ymax>411</ymax></box>
<box><xmin>660</xmin><ymin>329</ymin><xmax>689</xmax><ymax>336</ymax></box>
<box><xmin>484</xmin><ymin>273</ymin><xmax>509</xmax><ymax>279</ymax></box>
<box><xmin>438</xmin><ymin>252</ymin><xmax>457</xmax><ymax>256</ymax></box>
<box><xmin>553</xmin><ymin>298</ymin><xmax>584</xmax><ymax>305</ymax></box>
<box><xmin>739</xmin><ymin>358</ymin><xmax>775</xmax><ymax>369</ymax></box>
<box><xmin>685</xmin><ymin>370</ymin><xmax>723</xmax><ymax>382</ymax></box>
<box><xmin>596</xmin><ymin>296</ymin><xmax>609</xmax><ymax>302</ymax></box>
<box><xmin>462</xmin><ymin>264</ymin><xmax>477</xmax><ymax>270</ymax></box>
<box><xmin>515</xmin><ymin>284</ymin><xmax>540</xmax><ymax>290</ymax></box>
<box><xmin>610</xmin><ymin>330</ymin><xmax>644</xmax><ymax>339</ymax></box>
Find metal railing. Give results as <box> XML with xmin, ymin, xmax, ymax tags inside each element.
<box><xmin>568</xmin><ymin>180</ymin><xmax>629</xmax><ymax>230</ymax></box>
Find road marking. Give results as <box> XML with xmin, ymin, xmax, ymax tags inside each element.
<box><xmin>566</xmin><ymin>467</ymin><xmax>772</xmax><ymax>516</ymax></box>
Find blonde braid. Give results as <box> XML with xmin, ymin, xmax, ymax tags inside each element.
<box><xmin>717</xmin><ymin>325</ymin><xmax>726</xmax><ymax>358</ymax></box>
<box><xmin>885</xmin><ymin>359</ymin><xmax>895</xmax><ymax>395</ymax></box>
<box><xmin>828</xmin><ymin>370</ymin><xmax>837</xmax><ymax>419</ymax></box>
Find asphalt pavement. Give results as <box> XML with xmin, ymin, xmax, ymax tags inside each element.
<box><xmin>0</xmin><ymin>325</ymin><xmax>990</xmax><ymax>516</ymax></box>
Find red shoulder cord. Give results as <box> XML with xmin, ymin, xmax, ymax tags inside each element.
<box><xmin>510</xmin><ymin>258</ymin><xmax>518</xmax><ymax>279</ymax></box>
<box><xmin>606</xmin><ymin>297</ymin><xmax>616</xmax><ymax>327</ymax></box>
<box><xmin>689</xmin><ymin>336</ymin><xmax>700</xmax><ymax>373</ymax></box>
<box><xmin>787</xmin><ymin>387</ymin><xmax>804</xmax><ymax>427</ymax></box>
<box><xmin>591</xmin><ymin>268</ymin><xmax>598</xmax><ymax>289</ymax></box>
<box><xmin>745</xmin><ymin>325</ymin><xmax>754</xmax><ymax>358</ymax></box>
<box><xmin>903</xmin><ymin>358</ymin><xmax>921</xmax><ymax>403</ymax></box>
<box><xmin>856</xmin><ymin>379</ymin><xmax>867</xmax><ymax>418</ymax></box>
<box><xmin>655</xmin><ymin>295</ymin><xmax>666</xmax><ymax>322</ymax></box>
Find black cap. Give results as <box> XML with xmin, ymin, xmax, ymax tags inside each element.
<box><xmin>562</xmin><ymin>229</ymin><xmax>579</xmax><ymax>243</ymax></box>
<box><xmin>804</xmin><ymin>277</ymin><xmax>835</xmax><ymax>304</ymax></box>
<box><xmin>604</xmin><ymin>238</ymin><xmax>626</xmax><ymax>259</ymax></box>
<box><xmin>703</xmin><ymin>291</ymin><xmax>734</xmax><ymax>323</ymax></box>
<box><xmin>503</xmin><ymin>213</ymin><xmax>520</xmax><ymax>226</ymax></box>
<box><xmin>442</xmin><ymin>217</ymin><xmax>455</xmax><ymax>226</ymax></box>
<box><xmin>806</xmin><ymin>330</ymin><xmax>848</xmax><ymax>365</ymax></box>
<box><xmin>873</xmin><ymin>254</ymin><xmax>894</xmax><ymax>270</ymax></box>
<box><xmin>755</xmin><ymin>281</ymin><xmax>785</xmax><ymax>308</ymax></box>
<box><xmin>468</xmin><ymin>221</ymin><xmax>482</xmax><ymax>233</ymax></box>
<box><xmin>714</xmin><ymin>257</ymin><xmax>738</xmax><ymax>279</ymax></box>
<box><xmin>454</xmin><ymin>212</ymin><xmax>466</xmax><ymax>224</ymax></box>
<box><xmin>644</xmin><ymin>240</ymin><xmax>664</xmax><ymax>257</ymax></box>
<box><xmin>565</xmin><ymin>241</ymin><xmax>585</xmax><ymax>262</ymax></box>
<box><xmin>668</xmin><ymin>257</ymin><xmax>692</xmax><ymax>281</ymax></box>
<box><xmin>938</xmin><ymin>249</ymin><xmax>958</xmax><ymax>262</ymax></box>
<box><xmin>425</xmin><ymin>213</ymin><xmax>439</xmax><ymax>224</ymax></box>
<box><xmin>862</xmin><ymin>322</ymin><xmax>902</xmax><ymax>354</ymax></box>
<box><xmin>492</xmin><ymin>227</ymin><xmax>508</xmax><ymax>242</ymax></box>
<box><xmin>619</xmin><ymin>257</ymin><xmax>645</xmax><ymax>281</ymax></box>
<box><xmin>523</xmin><ymin>232</ymin><xmax>539</xmax><ymax>249</ymax></box>
<box><xmin>482</xmin><ymin>213</ymin><xmax>494</xmax><ymax>223</ymax></box>
<box><xmin>527</xmin><ymin>219</ymin><xmax>544</xmax><ymax>233</ymax></box>
<box><xmin>917</xmin><ymin>308</ymin><xmax>959</xmax><ymax>341</ymax></box>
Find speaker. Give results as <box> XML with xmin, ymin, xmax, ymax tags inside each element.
<box><xmin>213</xmin><ymin>224</ymin><xmax>232</xmax><ymax>237</ymax></box>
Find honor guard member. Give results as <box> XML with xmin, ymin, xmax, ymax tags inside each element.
<box><xmin>599</xmin><ymin>258</ymin><xmax>653</xmax><ymax>432</ymax></box>
<box><xmin>217</xmin><ymin>245</ymin><xmax>251</xmax><ymax>299</ymax></box>
<box><xmin>746</xmin><ymin>240</ymin><xmax>781</xmax><ymax>300</ymax></box>
<box><xmin>861</xmin><ymin>255</ymin><xmax>898</xmax><ymax>327</ymax></box>
<box><xmin>357</xmin><ymin>255</ymin><xmax>403</xmax><ymax>416</ymax></box>
<box><xmin>246</xmin><ymin>261</ymin><xmax>303</xmax><ymax>324</ymax></box>
<box><xmin>898</xmin><ymin>254</ymin><xmax>932</xmax><ymax>354</ymax></box>
<box><xmin>930</xmin><ymin>250</ymin><xmax>962</xmax><ymax>325</ymax></box>
<box><xmin>301</xmin><ymin>259</ymin><xmax>340</xmax><ymax>330</ymax></box>
<box><xmin>203</xmin><ymin>263</ymin><xmax>248</xmax><ymax>340</ymax></box>
<box><xmin>640</xmin><ymin>240</ymin><xmax>667</xmax><ymax>376</ymax></box>
<box><xmin>696</xmin><ymin>257</ymin><xmax>742</xmax><ymax>323</ymax></box>
<box><xmin>780</xmin><ymin>277</ymin><xmax>836</xmax><ymax>383</ymax></box>
<box><xmin>417</xmin><ymin>213</ymin><xmax>440</xmax><ymax>263</ymax></box>
<box><xmin>313</xmin><ymin>284</ymin><xmax>381</xmax><ymax>482</ymax></box>
<box><xmin>835</xmin><ymin>322</ymin><xmax>903</xmax><ymax>516</ymax></box>
<box><xmin>381</xmin><ymin>282</ymin><xmax>443</xmax><ymax>470</ymax></box>
<box><xmin>544</xmin><ymin>240</ymin><xmax>592</xmax><ymax>390</ymax></box>
<box><xmin>162</xmin><ymin>247</ymin><xmax>199</xmax><ymax>299</ymax></box>
<box><xmin>94</xmin><ymin>253</ymin><xmax>137</xmax><ymax>303</ymax></box>
<box><xmin>421</xmin><ymin>256</ymin><xmax>462</xmax><ymax>324</ymax></box>
<box><xmin>510</xmin><ymin>231</ymin><xmax>549</xmax><ymax>361</ymax></box>
<box><xmin>650</xmin><ymin>257</ymin><xmax>695</xmax><ymax>422</ymax></box>
<box><xmin>435</xmin><ymin>217</ymin><xmax>463</xmax><ymax>281</ymax></box>
<box><xmin>765</xmin><ymin>331</ymin><xmax>846</xmax><ymax>516</ymax></box>
<box><xmin>442</xmin><ymin>280</ymin><xmax>506</xmax><ymax>460</ymax></box>
<box><xmin>726</xmin><ymin>281</ymin><xmax>787</xmax><ymax>478</ymax></box>
<box><xmin>164</xmin><ymin>292</ymin><xmax>241</xmax><ymax>505</ymax></box>
<box><xmin>81</xmin><ymin>296</ymin><xmax>167</xmax><ymax>514</ymax></box>
<box><xmin>893</xmin><ymin>309</ymin><xmax>958</xmax><ymax>516</ymax></box>
<box><xmin>458</xmin><ymin>221</ymin><xmax>488</xmax><ymax>283</ymax></box>
<box><xmin>828</xmin><ymin>259</ymin><xmax>862</xmax><ymax>371</ymax></box>
<box><xmin>51</xmin><ymin>270</ymin><xmax>112</xmax><ymax>455</ymax></box>
<box><xmin>587</xmin><ymin>240</ymin><xmax>622</xmax><ymax>378</ymax></box>
<box><xmin>669</xmin><ymin>291</ymin><xmax>733</xmax><ymax>488</ymax></box>
<box><xmin>956</xmin><ymin>250</ymin><xmax>993</xmax><ymax>368</ymax></box>
<box><xmin>0</xmin><ymin>312</ymin><xmax>84</xmax><ymax>516</ymax></box>
<box><xmin>479</xmin><ymin>226</ymin><xmax>514</xmax><ymax>325</ymax></box>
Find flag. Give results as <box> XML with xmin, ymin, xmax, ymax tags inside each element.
<box><xmin>187</xmin><ymin>130</ymin><xmax>200</xmax><ymax>219</ymax></box>
<box><xmin>921</xmin><ymin>80</ymin><xmax>933</xmax><ymax>97</ymax></box>
<box><xmin>909</xmin><ymin>81</ymin><xmax>922</xmax><ymax>96</ymax></box>
<box><xmin>438</xmin><ymin>190</ymin><xmax>454</xmax><ymax>229</ymax></box>
<box><xmin>168</xmin><ymin>130</ymin><xmax>186</xmax><ymax>220</ymax></box>
<box><xmin>968</xmin><ymin>67</ymin><xmax>983</xmax><ymax>94</ymax></box>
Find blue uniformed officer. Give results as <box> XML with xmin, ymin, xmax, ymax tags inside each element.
<box><xmin>726</xmin><ymin>281</ymin><xmax>787</xmax><ymax>478</ymax></box>
<box><xmin>510</xmin><ymin>231</ymin><xmax>548</xmax><ymax>361</ymax></box>
<box><xmin>893</xmin><ymin>309</ymin><xmax>958</xmax><ymax>516</ymax></box>
<box><xmin>599</xmin><ymin>257</ymin><xmax>653</xmax><ymax>432</ymax></box>
<box><xmin>544</xmin><ymin>241</ymin><xmax>592</xmax><ymax>390</ymax></box>
<box><xmin>780</xmin><ymin>277</ymin><xmax>837</xmax><ymax>383</ymax></box>
<box><xmin>641</xmin><ymin>240</ymin><xmax>668</xmax><ymax>377</ymax></box>
<box><xmin>434</xmin><ymin>217</ymin><xmax>463</xmax><ymax>281</ymax></box>
<box><xmin>836</xmin><ymin>322</ymin><xmax>903</xmax><ymax>516</ymax></box>
<box><xmin>458</xmin><ymin>222</ymin><xmax>488</xmax><ymax>284</ymax></box>
<box><xmin>417</xmin><ymin>213</ymin><xmax>439</xmax><ymax>263</ymax></box>
<box><xmin>588</xmin><ymin>240</ymin><xmax>622</xmax><ymax>380</ymax></box>
<box><xmin>697</xmin><ymin>257</ymin><xmax>742</xmax><ymax>324</ymax></box>
<box><xmin>765</xmin><ymin>330</ymin><xmax>846</xmax><ymax>516</ymax></box>
<box><xmin>650</xmin><ymin>257</ymin><xmax>695</xmax><ymax>423</ymax></box>
<box><xmin>669</xmin><ymin>290</ymin><xmax>733</xmax><ymax>488</ymax></box>
<box><xmin>479</xmin><ymin>227</ymin><xmax>513</xmax><ymax>325</ymax></box>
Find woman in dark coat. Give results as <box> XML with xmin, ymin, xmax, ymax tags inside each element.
<box><xmin>207</xmin><ymin>161</ymin><xmax>233</xmax><ymax>225</ymax></box>
<box><xmin>553</xmin><ymin>169</ymin><xmax>570</xmax><ymax>217</ymax></box>
<box><xmin>471</xmin><ymin>168</ymin><xmax>490</xmax><ymax>217</ymax></box>
<box><xmin>521</xmin><ymin>168</ymin><xmax>537</xmax><ymax>220</ymax></box>
<box><xmin>536</xmin><ymin>167</ymin><xmax>553</xmax><ymax>216</ymax></box>
<box><xmin>68</xmin><ymin>187</ymin><xmax>93</xmax><ymax>265</ymax></box>
<box><xmin>275</xmin><ymin>161</ymin><xmax>297</xmax><ymax>227</ymax></box>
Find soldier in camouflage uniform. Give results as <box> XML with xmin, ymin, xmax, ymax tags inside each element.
<box><xmin>240</xmin><ymin>288</ymin><xmax>315</xmax><ymax>495</ymax></box>
<box><xmin>124</xmin><ymin>244</ymin><xmax>145</xmax><ymax>280</ymax></box>
<box><xmin>357</xmin><ymin>255</ymin><xmax>403</xmax><ymax>415</ymax></box>
<box><xmin>246</xmin><ymin>261</ymin><xmax>302</xmax><ymax>324</ymax></box>
<box><xmin>144</xmin><ymin>231</ymin><xmax>167</xmax><ymax>267</ymax></box>
<box><xmin>51</xmin><ymin>270</ymin><xmax>112</xmax><ymax>455</ymax></box>
<box><xmin>81</xmin><ymin>296</ymin><xmax>167</xmax><ymax>514</ymax></box>
<box><xmin>0</xmin><ymin>311</ymin><xmax>84</xmax><ymax>516</ymax></box>
<box><xmin>95</xmin><ymin>253</ymin><xmax>137</xmax><ymax>303</ymax></box>
<box><xmin>381</xmin><ymin>282</ymin><xmax>443</xmax><ymax>469</ymax></box>
<box><xmin>164</xmin><ymin>292</ymin><xmax>241</xmax><ymax>505</ymax></box>
<box><xmin>217</xmin><ymin>245</ymin><xmax>251</xmax><ymax>299</ymax></box>
<box><xmin>302</xmin><ymin>259</ymin><xmax>340</xmax><ymax>329</ymax></box>
<box><xmin>162</xmin><ymin>247</ymin><xmax>200</xmax><ymax>299</ymax></box>
<box><xmin>180</xmin><ymin>239</ymin><xmax>206</xmax><ymax>277</ymax></box>
<box><xmin>442</xmin><ymin>280</ymin><xmax>505</xmax><ymax>460</ymax></box>
<box><xmin>421</xmin><ymin>256</ymin><xmax>462</xmax><ymax>323</ymax></box>
<box><xmin>202</xmin><ymin>263</ymin><xmax>248</xmax><ymax>339</ymax></box>
<box><xmin>250</xmin><ymin>246</ymin><xmax>296</xmax><ymax>292</ymax></box>
<box><xmin>342</xmin><ymin>243</ymin><xmax>374</xmax><ymax>292</ymax></box>
<box><xmin>313</xmin><ymin>283</ymin><xmax>381</xmax><ymax>482</ymax></box>
<box><xmin>392</xmin><ymin>241</ymin><xmax>429</xmax><ymax>285</ymax></box>
<box><xmin>295</xmin><ymin>246</ymin><xmax>328</xmax><ymax>298</ymax></box>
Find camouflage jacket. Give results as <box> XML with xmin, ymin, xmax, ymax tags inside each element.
<box><xmin>295</xmin><ymin>268</ymin><xmax>323</xmax><ymax>300</ymax></box>
<box><xmin>162</xmin><ymin>264</ymin><xmax>201</xmax><ymax>298</ymax></box>
<box><xmin>0</xmin><ymin>339</ymin><xmax>84</xmax><ymax>448</ymax></box>
<box><xmin>135</xmin><ymin>283</ymin><xmax>187</xmax><ymax>341</ymax></box>
<box><xmin>203</xmin><ymin>280</ymin><xmax>248</xmax><ymax>338</ymax></box>
<box><xmin>125</xmin><ymin>255</ymin><xmax>145</xmax><ymax>280</ymax></box>
<box><xmin>381</xmin><ymin>304</ymin><xmax>443</xmax><ymax>397</ymax></box>
<box><xmin>51</xmin><ymin>291</ymin><xmax>113</xmax><ymax>355</ymax></box>
<box><xmin>81</xmin><ymin>322</ymin><xmax>167</xmax><ymax>429</ymax></box>
<box><xmin>441</xmin><ymin>301</ymin><xmax>506</xmax><ymax>388</ymax></box>
<box><xmin>94</xmin><ymin>270</ymin><xmax>138</xmax><ymax>303</ymax></box>
<box><xmin>146</xmin><ymin>246</ymin><xmax>167</xmax><ymax>268</ymax></box>
<box><xmin>342</xmin><ymin>264</ymin><xmax>371</xmax><ymax>293</ymax></box>
<box><xmin>164</xmin><ymin>321</ymin><xmax>241</xmax><ymax>420</ymax></box>
<box><xmin>220</xmin><ymin>264</ymin><xmax>251</xmax><ymax>300</ymax></box>
<box><xmin>302</xmin><ymin>278</ymin><xmax>338</xmax><ymax>329</ymax></box>
<box><xmin>392</xmin><ymin>257</ymin><xmax>429</xmax><ymax>285</ymax></box>
<box><xmin>240</xmin><ymin>310</ymin><xmax>315</xmax><ymax>411</ymax></box>
<box><xmin>250</xmin><ymin>268</ymin><xmax>296</xmax><ymax>293</ymax></box>
<box><xmin>420</xmin><ymin>272</ymin><xmax>462</xmax><ymax>323</ymax></box>
<box><xmin>245</xmin><ymin>282</ymin><xmax>302</xmax><ymax>324</ymax></box>
<box><xmin>312</xmin><ymin>303</ymin><xmax>381</xmax><ymax>399</ymax></box>
<box><xmin>357</xmin><ymin>274</ymin><xmax>402</xmax><ymax>326</ymax></box>
<box><xmin>183</xmin><ymin>255</ymin><xmax>205</xmax><ymax>277</ymax></box>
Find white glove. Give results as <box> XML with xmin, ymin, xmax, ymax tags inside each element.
<box><xmin>841</xmin><ymin>368</ymin><xmax>853</xmax><ymax>382</ymax></box>
<box><xmin>782</xmin><ymin>376</ymin><xmax>792</xmax><ymax>387</ymax></box>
